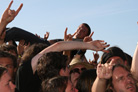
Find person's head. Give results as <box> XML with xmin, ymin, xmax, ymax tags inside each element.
<box><xmin>74</xmin><ymin>23</ymin><xmax>91</xmax><ymax>39</ymax></box>
<box><xmin>0</xmin><ymin>44</ymin><xmax>18</xmax><ymax>57</ymax></box>
<box><xmin>107</xmin><ymin>64</ymin><xmax>137</xmax><ymax>92</ymax></box>
<box><xmin>69</xmin><ymin>57</ymin><xmax>93</xmax><ymax>87</ymax></box>
<box><xmin>124</xmin><ymin>53</ymin><xmax>132</xmax><ymax>69</ymax></box>
<box><xmin>37</xmin><ymin>52</ymin><xmax>69</xmax><ymax>81</ymax></box>
<box><xmin>76</xmin><ymin>69</ymin><xmax>97</xmax><ymax>92</ymax></box>
<box><xmin>21</xmin><ymin>43</ymin><xmax>48</xmax><ymax>62</ymax></box>
<box><xmin>100</xmin><ymin>46</ymin><xmax>127</xmax><ymax>65</ymax></box>
<box><xmin>0</xmin><ymin>66</ymin><xmax>16</xmax><ymax>92</ymax></box>
<box><xmin>0</xmin><ymin>51</ymin><xmax>17</xmax><ymax>82</ymax></box>
<box><xmin>41</xmin><ymin>76</ymin><xmax>77</xmax><ymax>92</ymax></box>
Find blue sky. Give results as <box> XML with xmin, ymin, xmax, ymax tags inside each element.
<box><xmin>0</xmin><ymin>0</ymin><xmax>138</xmax><ymax>61</ymax></box>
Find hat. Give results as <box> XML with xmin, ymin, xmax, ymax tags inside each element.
<box><xmin>69</xmin><ymin>57</ymin><xmax>94</xmax><ymax>70</ymax></box>
<box><xmin>100</xmin><ymin>46</ymin><xmax>126</xmax><ymax>64</ymax></box>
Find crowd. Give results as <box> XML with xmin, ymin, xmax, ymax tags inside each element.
<box><xmin>0</xmin><ymin>1</ymin><xmax>137</xmax><ymax>92</ymax></box>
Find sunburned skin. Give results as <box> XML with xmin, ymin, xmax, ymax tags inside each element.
<box><xmin>112</xmin><ymin>67</ymin><xmax>136</xmax><ymax>92</ymax></box>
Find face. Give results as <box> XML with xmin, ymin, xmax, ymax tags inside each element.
<box><xmin>106</xmin><ymin>56</ymin><xmax>125</xmax><ymax>65</ymax></box>
<box><xmin>0</xmin><ymin>71</ymin><xmax>16</xmax><ymax>92</ymax></box>
<box><xmin>74</xmin><ymin>24</ymin><xmax>89</xmax><ymax>39</ymax></box>
<box><xmin>65</xmin><ymin>80</ymin><xmax>78</xmax><ymax>92</ymax></box>
<box><xmin>0</xmin><ymin>58</ymin><xmax>15</xmax><ymax>80</ymax></box>
<box><xmin>70</xmin><ymin>65</ymin><xmax>86</xmax><ymax>87</ymax></box>
<box><xmin>112</xmin><ymin>67</ymin><xmax>136</xmax><ymax>92</ymax></box>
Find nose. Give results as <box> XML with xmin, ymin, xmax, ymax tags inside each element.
<box><xmin>126</xmin><ymin>76</ymin><xmax>133</xmax><ymax>84</ymax></box>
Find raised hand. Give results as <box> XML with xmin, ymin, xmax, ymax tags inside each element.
<box><xmin>83</xmin><ymin>32</ymin><xmax>94</xmax><ymax>42</ymax></box>
<box><xmin>88</xmin><ymin>40</ymin><xmax>110</xmax><ymax>52</ymax></box>
<box><xmin>97</xmin><ymin>62</ymin><xmax>113</xmax><ymax>80</ymax></box>
<box><xmin>64</xmin><ymin>27</ymin><xmax>77</xmax><ymax>41</ymax></box>
<box><xmin>44</xmin><ymin>32</ymin><xmax>49</xmax><ymax>40</ymax></box>
<box><xmin>1</xmin><ymin>0</ymin><xmax>23</xmax><ymax>25</ymax></box>
<box><xmin>17</xmin><ymin>40</ymin><xmax>25</xmax><ymax>56</ymax></box>
<box><xmin>35</xmin><ymin>33</ymin><xmax>40</xmax><ymax>38</ymax></box>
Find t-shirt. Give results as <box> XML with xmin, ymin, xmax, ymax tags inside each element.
<box><xmin>15</xmin><ymin>59</ymin><xmax>41</xmax><ymax>92</ymax></box>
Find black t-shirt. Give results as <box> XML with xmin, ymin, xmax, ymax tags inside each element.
<box><xmin>15</xmin><ymin>59</ymin><xmax>41</xmax><ymax>92</ymax></box>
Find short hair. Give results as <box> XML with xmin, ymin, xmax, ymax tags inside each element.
<box><xmin>100</xmin><ymin>46</ymin><xmax>126</xmax><ymax>64</ymax></box>
<box><xmin>82</xmin><ymin>23</ymin><xmax>91</xmax><ymax>36</ymax></box>
<box><xmin>37</xmin><ymin>52</ymin><xmax>68</xmax><ymax>80</ymax></box>
<box><xmin>0</xmin><ymin>66</ymin><xmax>8</xmax><ymax>79</ymax></box>
<box><xmin>41</xmin><ymin>76</ymin><xmax>68</xmax><ymax>92</ymax></box>
<box><xmin>21</xmin><ymin>43</ymin><xmax>48</xmax><ymax>62</ymax></box>
<box><xmin>106</xmin><ymin>64</ymin><xmax>132</xmax><ymax>92</ymax></box>
<box><xmin>0</xmin><ymin>51</ymin><xmax>17</xmax><ymax>68</ymax></box>
<box><xmin>0</xmin><ymin>44</ymin><xmax>18</xmax><ymax>57</ymax></box>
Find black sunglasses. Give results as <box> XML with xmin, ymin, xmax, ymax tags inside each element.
<box><xmin>70</xmin><ymin>68</ymin><xmax>87</xmax><ymax>74</ymax></box>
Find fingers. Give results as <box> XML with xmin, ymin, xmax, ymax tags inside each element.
<box><xmin>64</xmin><ymin>27</ymin><xmax>68</xmax><ymax>37</ymax></box>
<box><xmin>7</xmin><ymin>0</ymin><xmax>13</xmax><ymax>10</ymax></box>
<box><xmin>89</xmin><ymin>31</ymin><xmax>94</xmax><ymax>38</ymax></box>
<box><xmin>72</xmin><ymin>31</ymin><xmax>77</xmax><ymax>37</ymax></box>
<box><xmin>15</xmin><ymin>3</ymin><xmax>23</xmax><ymax>16</ymax></box>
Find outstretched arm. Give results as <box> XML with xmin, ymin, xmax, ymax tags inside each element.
<box><xmin>131</xmin><ymin>43</ymin><xmax>138</xmax><ymax>80</ymax></box>
<box><xmin>0</xmin><ymin>0</ymin><xmax>23</xmax><ymax>35</ymax></box>
<box><xmin>92</xmin><ymin>62</ymin><xmax>113</xmax><ymax>92</ymax></box>
<box><xmin>32</xmin><ymin>40</ymin><xmax>110</xmax><ymax>73</ymax></box>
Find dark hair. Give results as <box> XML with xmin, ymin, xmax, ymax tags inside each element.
<box><xmin>106</xmin><ymin>64</ymin><xmax>132</xmax><ymax>92</ymax></box>
<box><xmin>0</xmin><ymin>66</ymin><xmax>7</xmax><ymax>79</ymax></box>
<box><xmin>82</xmin><ymin>23</ymin><xmax>91</xmax><ymax>36</ymax></box>
<box><xmin>21</xmin><ymin>43</ymin><xmax>48</xmax><ymax>62</ymax></box>
<box><xmin>100</xmin><ymin>46</ymin><xmax>126</xmax><ymax>64</ymax></box>
<box><xmin>0</xmin><ymin>51</ymin><xmax>17</xmax><ymax>68</ymax></box>
<box><xmin>0</xmin><ymin>44</ymin><xmax>18</xmax><ymax>57</ymax></box>
<box><xmin>41</xmin><ymin>76</ymin><xmax>68</xmax><ymax>92</ymax></box>
<box><xmin>124</xmin><ymin>52</ymin><xmax>132</xmax><ymax>68</ymax></box>
<box><xmin>37</xmin><ymin>52</ymin><xmax>68</xmax><ymax>80</ymax></box>
<box><xmin>76</xmin><ymin>69</ymin><xmax>97</xmax><ymax>92</ymax></box>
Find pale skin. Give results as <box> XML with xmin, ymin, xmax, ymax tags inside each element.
<box><xmin>31</xmin><ymin>40</ymin><xmax>110</xmax><ymax>74</ymax></box>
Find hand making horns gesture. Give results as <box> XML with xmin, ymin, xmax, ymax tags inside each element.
<box><xmin>1</xmin><ymin>0</ymin><xmax>23</xmax><ymax>25</ymax></box>
<box><xmin>64</xmin><ymin>27</ymin><xmax>77</xmax><ymax>41</ymax></box>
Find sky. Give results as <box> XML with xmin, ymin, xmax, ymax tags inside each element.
<box><xmin>0</xmin><ymin>0</ymin><xmax>138</xmax><ymax>61</ymax></box>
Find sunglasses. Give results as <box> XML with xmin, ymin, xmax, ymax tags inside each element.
<box><xmin>70</xmin><ymin>68</ymin><xmax>87</xmax><ymax>74</ymax></box>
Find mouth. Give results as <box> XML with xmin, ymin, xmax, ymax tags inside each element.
<box><xmin>126</xmin><ymin>84</ymin><xmax>136</xmax><ymax>91</ymax></box>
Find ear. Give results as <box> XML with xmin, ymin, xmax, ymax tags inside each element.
<box><xmin>124</xmin><ymin>60</ymin><xmax>128</xmax><ymax>66</ymax></box>
<box><xmin>59</xmin><ymin>68</ymin><xmax>65</xmax><ymax>76</ymax></box>
<box><xmin>14</xmin><ymin>67</ymin><xmax>17</xmax><ymax>73</ymax></box>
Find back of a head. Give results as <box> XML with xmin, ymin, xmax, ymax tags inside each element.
<box><xmin>37</xmin><ymin>52</ymin><xmax>68</xmax><ymax>80</ymax></box>
<box><xmin>76</xmin><ymin>69</ymin><xmax>97</xmax><ymax>92</ymax></box>
<box><xmin>41</xmin><ymin>76</ymin><xmax>68</xmax><ymax>92</ymax></box>
<box><xmin>21</xmin><ymin>43</ymin><xmax>48</xmax><ymax>62</ymax></box>
<box><xmin>100</xmin><ymin>46</ymin><xmax>126</xmax><ymax>64</ymax></box>
<box><xmin>0</xmin><ymin>51</ymin><xmax>17</xmax><ymax>68</ymax></box>
<box><xmin>0</xmin><ymin>44</ymin><xmax>18</xmax><ymax>57</ymax></box>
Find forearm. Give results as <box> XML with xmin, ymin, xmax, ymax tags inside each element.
<box><xmin>31</xmin><ymin>41</ymin><xmax>91</xmax><ymax>73</ymax></box>
<box><xmin>0</xmin><ymin>20</ymin><xmax>7</xmax><ymax>35</ymax></box>
<box><xmin>92</xmin><ymin>77</ymin><xmax>107</xmax><ymax>92</ymax></box>
<box><xmin>131</xmin><ymin>43</ymin><xmax>138</xmax><ymax>80</ymax></box>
